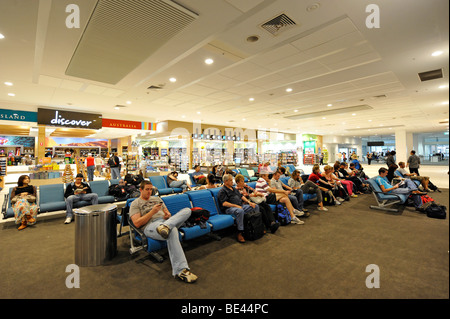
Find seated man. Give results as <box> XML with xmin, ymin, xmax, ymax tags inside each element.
<box><xmin>218</xmin><ymin>174</ymin><xmax>262</xmax><ymax>243</ymax></box>
<box><xmin>191</xmin><ymin>165</ymin><xmax>207</xmax><ymax>185</ymax></box>
<box><xmin>255</xmin><ymin>168</ymin><xmax>303</xmax><ymax>225</ymax></box>
<box><xmin>375</xmin><ymin>168</ymin><xmax>425</xmax><ymax>209</ymax></box>
<box><xmin>129</xmin><ymin>180</ymin><xmax>197</xmax><ymax>283</ymax></box>
<box><xmin>64</xmin><ymin>173</ymin><xmax>98</xmax><ymax>224</ymax></box>
<box><xmin>397</xmin><ymin>162</ymin><xmax>430</xmax><ymax>192</ymax></box>
<box><xmin>271</xmin><ymin>169</ymin><xmax>309</xmax><ymax>216</ymax></box>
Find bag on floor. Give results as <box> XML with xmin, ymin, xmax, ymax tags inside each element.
<box><xmin>424</xmin><ymin>202</ymin><xmax>447</xmax><ymax>219</ymax></box>
<box><xmin>276</xmin><ymin>204</ymin><xmax>292</xmax><ymax>226</ymax></box>
<box><xmin>243</xmin><ymin>209</ymin><xmax>265</xmax><ymax>240</ymax></box>
<box><xmin>322</xmin><ymin>191</ymin><xmax>336</xmax><ymax>206</ymax></box>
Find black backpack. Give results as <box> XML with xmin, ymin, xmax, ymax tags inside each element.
<box><xmin>185</xmin><ymin>207</ymin><xmax>210</xmax><ymax>229</ymax></box>
<box><xmin>108</xmin><ymin>184</ymin><xmax>128</xmax><ymax>201</ymax></box>
<box><xmin>243</xmin><ymin>209</ymin><xmax>265</xmax><ymax>240</ymax></box>
<box><xmin>322</xmin><ymin>190</ymin><xmax>336</xmax><ymax>206</ymax></box>
<box><xmin>423</xmin><ymin>202</ymin><xmax>447</xmax><ymax>219</ymax></box>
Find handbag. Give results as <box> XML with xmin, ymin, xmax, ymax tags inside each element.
<box><xmin>249</xmin><ymin>195</ymin><xmax>265</xmax><ymax>204</ymax></box>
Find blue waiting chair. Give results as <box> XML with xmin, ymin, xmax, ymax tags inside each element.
<box><xmin>149</xmin><ymin>176</ymin><xmax>173</xmax><ymax>195</ymax></box>
<box><xmin>367</xmin><ymin>178</ymin><xmax>408</xmax><ymax>212</ymax></box>
<box><xmin>162</xmin><ymin>194</ymin><xmax>211</xmax><ymax>240</ymax></box>
<box><xmin>187</xmin><ymin>190</ymin><xmax>235</xmax><ymax>233</ymax></box>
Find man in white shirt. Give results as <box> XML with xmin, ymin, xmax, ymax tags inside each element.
<box><xmin>397</xmin><ymin>162</ymin><xmax>430</xmax><ymax>192</ymax></box>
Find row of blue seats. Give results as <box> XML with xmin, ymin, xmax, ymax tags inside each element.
<box><xmin>2</xmin><ymin>179</ymin><xmax>124</xmax><ymax>219</ymax></box>
<box><xmin>124</xmin><ymin>179</ymin><xmax>317</xmax><ymax>262</ymax></box>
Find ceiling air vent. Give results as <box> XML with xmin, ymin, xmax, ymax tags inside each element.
<box><xmin>147</xmin><ymin>84</ymin><xmax>165</xmax><ymax>90</ymax></box>
<box><xmin>418</xmin><ymin>69</ymin><xmax>443</xmax><ymax>82</ymax></box>
<box><xmin>260</xmin><ymin>13</ymin><xmax>298</xmax><ymax>36</ymax></box>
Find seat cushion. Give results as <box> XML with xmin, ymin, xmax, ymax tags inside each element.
<box><xmin>40</xmin><ymin>201</ymin><xmax>67</xmax><ymax>213</ymax></box>
<box><xmin>179</xmin><ymin>223</ymin><xmax>211</xmax><ymax>240</ymax></box>
<box><xmin>208</xmin><ymin>214</ymin><xmax>235</xmax><ymax>231</ymax></box>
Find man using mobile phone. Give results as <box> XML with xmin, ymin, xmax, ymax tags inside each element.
<box><xmin>129</xmin><ymin>180</ymin><xmax>198</xmax><ymax>283</ymax></box>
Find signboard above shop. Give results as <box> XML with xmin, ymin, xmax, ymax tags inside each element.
<box><xmin>37</xmin><ymin>108</ymin><xmax>102</xmax><ymax>130</ymax></box>
<box><xmin>0</xmin><ymin>108</ymin><xmax>37</xmax><ymax>123</ymax></box>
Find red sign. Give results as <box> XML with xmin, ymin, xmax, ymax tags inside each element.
<box><xmin>102</xmin><ymin>118</ymin><xmax>143</xmax><ymax>130</ymax></box>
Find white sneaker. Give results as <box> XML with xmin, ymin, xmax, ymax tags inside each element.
<box><xmin>318</xmin><ymin>206</ymin><xmax>328</xmax><ymax>211</ymax></box>
<box><xmin>335</xmin><ymin>201</ymin><xmax>341</xmax><ymax>205</ymax></box>
<box><xmin>291</xmin><ymin>216</ymin><xmax>304</xmax><ymax>225</ymax></box>
<box><xmin>293</xmin><ymin>209</ymin><xmax>304</xmax><ymax>217</ymax></box>
<box><xmin>336</xmin><ymin>197</ymin><xmax>345</xmax><ymax>202</ymax></box>
<box><xmin>64</xmin><ymin>217</ymin><xmax>72</xmax><ymax>224</ymax></box>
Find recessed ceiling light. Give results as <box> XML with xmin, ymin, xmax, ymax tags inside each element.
<box><xmin>368</xmin><ymin>120</ymin><xmax>372</xmax><ymax>122</ymax></box>
<box><xmin>205</xmin><ymin>58</ymin><xmax>214</xmax><ymax>65</ymax></box>
<box><xmin>196</xmin><ymin>111</ymin><xmax>201</xmax><ymax>114</ymax></box>
<box><xmin>181</xmin><ymin>115</ymin><xmax>186</xmax><ymax>118</ymax></box>
<box><xmin>294</xmin><ymin>110</ymin><xmax>298</xmax><ymax>112</ymax></box>
<box><xmin>169</xmin><ymin>77</ymin><xmax>177</xmax><ymax>83</ymax></box>
<box><xmin>286</xmin><ymin>88</ymin><xmax>293</xmax><ymax>92</ymax></box>
<box><xmin>439</xmin><ymin>85</ymin><xmax>448</xmax><ymax>89</ymax></box>
<box><xmin>0</xmin><ymin>33</ymin><xmax>5</xmax><ymax>39</ymax></box>
<box><xmin>249</xmin><ymin>97</ymin><xmax>254</xmax><ymax>102</ymax></box>
<box><xmin>4</xmin><ymin>82</ymin><xmax>13</xmax><ymax>86</ymax></box>
<box><xmin>352</xmin><ymin>113</ymin><xmax>356</xmax><ymax>116</ymax></box>
<box><xmin>246</xmin><ymin>35</ymin><xmax>259</xmax><ymax>43</ymax></box>
<box><xmin>7</xmin><ymin>93</ymin><xmax>15</xmax><ymax>96</ymax></box>
<box><xmin>126</xmin><ymin>101</ymin><xmax>132</xmax><ymax>104</ymax></box>
<box><xmin>114</xmin><ymin>107</ymin><xmax>120</xmax><ymax>110</ymax></box>
<box><xmin>327</xmin><ymin>104</ymin><xmax>333</xmax><ymax>107</ymax></box>
<box><xmin>322</xmin><ymin>117</ymin><xmax>326</xmax><ymax>120</ymax></box>
<box><xmin>432</xmin><ymin>51</ymin><xmax>443</xmax><ymax>56</ymax></box>
<box><xmin>442</xmin><ymin>101</ymin><xmax>449</xmax><ymax>105</ymax></box>
<box><xmin>242</xmin><ymin>118</ymin><xmax>246</xmax><ymax>121</ymax></box>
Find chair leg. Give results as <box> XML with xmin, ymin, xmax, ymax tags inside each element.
<box><xmin>370</xmin><ymin>205</ymin><xmax>399</xmax><ymax>212</ymax></box>
<box><xmin>208</xmin><ymin>232</ymin><xmax>222</xmax><ymax>241</ymax></box>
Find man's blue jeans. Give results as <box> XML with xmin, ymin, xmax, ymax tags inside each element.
<box><xmin>144</xmin><ymin>208</ymin><xmax>191</xmax><ymax>276</ymax></box>
<box><xmin>225</xmin><ymin>204</ymin><xmax>259</xmax><ymax>231</ymax></box>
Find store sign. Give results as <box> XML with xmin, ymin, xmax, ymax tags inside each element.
<box><xmin>0</xmin><ymin>108</ymin><xmax>37</xmax><ymax>122</ymax></box>
<box><xmin>38</xmin><ymin>108</ymin><xmax>102</xmax><ymax>129</ymax></box>
<box><xmin>102</xmin><ymin>118</ymin><xmax>157</xmax><ymax>130</ymax></box>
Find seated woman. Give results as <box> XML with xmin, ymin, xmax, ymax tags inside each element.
<box><xmin>205</xmin><ymin>173</ymin><xmax>220</xmax><ymax>189</ymax></box>
<box><xmin>288</xmin><ymin>170</ymin><xmax>327</xmax><ymax>211</ymax></box>
<box><xmin>235</xmin><ymin>174</ymin><xmax>279</xmax><ymax>233</ymax></box>
<box><xmin>11</xmin><ymin>175</ymin><xmax>38</xmax><ymax>230</ymax></box>
<box><xmin>308</xmin><ymin>166</ymin><xmax>340</xmax><ymax>207</ymax></box>
<box><xmin>167</xmin><ymin>171</ymin><xmax>191</xmax><ymax>192</ymax></box>
<box><xmin>333</xmin><ymin>163</ymin><xmax>356</xmax><ymax>197</ymax></box>
<box><xmin>321</xmin><ymin>165</ymin><xmax>349</xmax><ymax>202</ymax></box>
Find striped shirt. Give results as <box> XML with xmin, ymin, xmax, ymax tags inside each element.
<box><xmin>255</xmin><ymin>177</ymin><xmax>270</xmax><ymax>197</ymax></box>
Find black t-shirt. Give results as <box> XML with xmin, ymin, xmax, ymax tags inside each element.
<box><xmin>217</xmin><ymin>186</ymin><xmax>243</xmax><ymax>212</ymax></box>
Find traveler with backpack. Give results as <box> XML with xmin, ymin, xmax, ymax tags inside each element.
<box><xmin>129</xmin><ymin>180</ymin><xmax>198</xmax><ymax>283</ymax></box>
<box><xmin>218</xmin><ymin>174</ymin><xmax>263</xmax><ymax>243</ymax></box>
<box><xmin>108</xmin><ymin>153</ymin><xmax>121</xmax><ymax>180</ymax></box>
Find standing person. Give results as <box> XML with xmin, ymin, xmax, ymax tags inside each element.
<box><xmin>386</xmin><ymin>151</ymin><xmax>396</xmax><ymax>168</ymax></box>
<box><xmin>108</xmin><ymin>153</ymin><xmax>120</xmax><ymax>180</ymax></box>
<box><xmin>85</xmin><ymin>153</ymin><xmax>95</xmax><ymax>181</ymax></box>
<box><xmin>319</xmin><ymin>152</ymin><xmax>324</xmax><ymax>165</ymax></box>
<box><xmin>367</xmin><ymin>152</ymin><xmax>372</xmax><ymax>165</ymax></box>
<box><xmin>129</xmin><ymin>180</ymin><xmax>198</xmax><ymax>283</ymax></box>
<box><xmin>11</xmin><ymin>175</ymin><xmax>38</xmax><ymax>230</ymax></box>
<box><xmin>64</xmin><ymin>174</ymin><xmax>99</xmax><ymax>224</ymax></box>
<box><xmin>95</xmin><ymin>155</ymin><xmax>103</xmax><ymax>176</ymax></box>
<box><xmin>406</xmin><ymin>150</ymin><xmax>421</xmax><ymax>176</ymax></box>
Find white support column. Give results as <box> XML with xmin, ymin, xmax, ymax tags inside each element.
<box><xmin>395</xmin><ymin>129</ymin><xmax>413</xmax><ymax>163</ymax></box>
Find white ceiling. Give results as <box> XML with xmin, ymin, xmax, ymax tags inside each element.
<box><xmin>0</xmin><ymin>0</ymin><xmax>448</xmax><ymax>140</ymax></box>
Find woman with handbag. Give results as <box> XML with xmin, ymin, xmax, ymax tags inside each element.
<box><xmin>11</xmin><ymin>175</ymin><xmax>38</xmax><ymax>230</ymax></box>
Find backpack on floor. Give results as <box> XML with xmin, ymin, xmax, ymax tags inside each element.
<box><xmin>276</xmin><ymin>204</ymin><xmax>292</xmax><ymax>226</ymax></box>
<box><xmin>322</xmin><ymin>191</ymin><xmax>336</xmax><ymax>206</ymax></box>
<box><xmin>243</xmin><ymin>209</ymin><xmax>265</xmax><ymax>240</ymax></box>
<box><xmin>424</xmin><ymin>202</ymin><xmax>447</xmax><ymax>219</ymax></box>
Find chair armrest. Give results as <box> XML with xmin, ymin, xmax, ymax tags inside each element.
<box><xmin>2</xmin><ymin>193</ymin><xmax>9</xmax><ymax>219</ymax></box>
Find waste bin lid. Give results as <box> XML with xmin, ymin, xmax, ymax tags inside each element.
<box><xmin>75</xmin><ymin>203</ymin><xmax>117</xmax><ymax>215</ymax></box>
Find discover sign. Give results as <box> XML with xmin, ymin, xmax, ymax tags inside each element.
<box><xmin>38</xmin><ymin>108</ymin><xmax>102</xmax><ymax>129</ymax></box>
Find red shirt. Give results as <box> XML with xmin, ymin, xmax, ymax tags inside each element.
<box><xmin>86</xmin><ymin>156</ymin><xmax>95</xmax><ymax>167</ymax></box>
<box><xmin>308</xmin><ymin>172</ymin><xmax>322</xmax><ymax>184</ymax></box>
